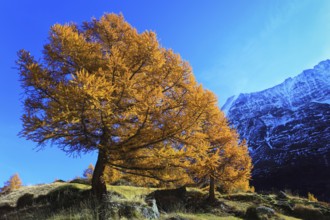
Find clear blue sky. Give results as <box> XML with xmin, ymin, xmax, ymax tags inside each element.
<box><xmin>1</xmin><ymin>0</ymin><xmax>330</xmax><ymax>185</ymax></box>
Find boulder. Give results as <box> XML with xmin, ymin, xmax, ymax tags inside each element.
<box><xmin>147</xmin><ymin>186</ymin><xmax>187</xmax><ymax>212</ymax></box>
<box><xmin>106</xmin><ymin>201</ymin><xmax>159</xmax><ymax>219</ymax></box>
<box><xmin>246</xmin><ymin>205</ymin><xmax>276</xmax><ymax>220</ymax></box>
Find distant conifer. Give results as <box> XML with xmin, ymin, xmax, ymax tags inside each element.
<box><xmin>1</xmin><ymin>173</ymin><xmax>22</xmax><ymax>192</ymax></box>
<box><xmin>83</xmin><ymin>164</ymin><xmax>94</xmax><ymax>181</ymax></box>
<box><xmin>308</xmin><ymin>192</ymin><xmax>318</xmax><ymax>202</ymax></box>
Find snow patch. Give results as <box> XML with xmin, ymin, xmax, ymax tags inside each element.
<box><xmin>312</xmin><ymin>99</ymin><xmax>330</xmax><ymax>105</ymax></box>
<box><xmin>222</xmin><ymin>95</ymin><xmax>237</xmax><ymax>115</ymax></box>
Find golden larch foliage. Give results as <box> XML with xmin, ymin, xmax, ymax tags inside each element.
<box><xmin>2</xmin><ymin>173</ymin><xmax>22</xmax><ymax>192</ymax></box>
<box><xmin>83</xmin><ymin>164</ymin><xmax>94</xmax><ymax>181</ymax></box>
<box><xmin>104</xmin><ymin>165</ymin><xmax>122</xmax><ymax>184</ymax></box>
<box><xmin>17</xmin><ymin>13</ymin><xmax>212</xmax><ymax>199</ymax></box>
<box><xmin>188</xmin><ymin>92</ymin><xmax>253</xmax><ymax>199</ymax></box>
<box><xmin>308</xmin><ymin>192</ymin><xmax>318</xmax><ymax>202</ymax></box>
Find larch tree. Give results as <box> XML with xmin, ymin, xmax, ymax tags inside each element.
<box><xmin>191</xmin><ymin>93</ymin><xmax>252</xmax><ymax>201</ymax></box>
<box><xmin>103</xmin><ymin>149</ymin><xmax>193</xmax><ymax>187</ymax></box>
<box><xmin>1</xmin><ymin>173</ymin><xmax>22</xmax><ymax>192</ymax></box>
<box><xmin>17</xmin><ymin>14</ymin><xmax>211</xmax><ymax>201</ymax></box>
<box><xmin>83</xmin><ymin>163</ymin><xmax>94</xmax><ymax>181</ymax></box>
<box><xmin>215</xmin><ymin>138</ymin><xmax>252</xmax><ymax>194</ymax></box>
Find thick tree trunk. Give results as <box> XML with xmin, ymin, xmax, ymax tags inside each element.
<box><xmin>208</xmin><ymin>176</ymin><xmax>215</xmax><ymax>201</ymax></box>
<box><xmin>92</xmin><ymin>148</ymin><xmax>107</xmax><ymax>201</ymax></box>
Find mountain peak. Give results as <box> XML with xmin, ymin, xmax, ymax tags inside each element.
<box><xmin>223</xmin><ymin>59</ymin><xmax>330</xmax><ymax>115</ymax></box>
<box><xmin>314</xmin><ymin>59</ymin><xmax>330</xmax><ymax>71</ymax></box>
<box><xmin>222</xmin><ymin>60</ymin><xmax>330</xmax><ymax>201</ymax></box>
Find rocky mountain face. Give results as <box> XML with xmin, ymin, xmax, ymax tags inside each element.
<box><xmin>222</xmin><ymin>60</ymin><xmax>330</xmax><ymax>201</ymax></box>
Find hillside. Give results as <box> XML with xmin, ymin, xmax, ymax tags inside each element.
<box><xmin>222</xmin><ymin>60</ymin><xmax>330</xmax><ymax>201</ymax></box>
<box><xmin>1</xmin><ymin>182</ymin><xmax>330</xmax><ymax>219</ymax></box>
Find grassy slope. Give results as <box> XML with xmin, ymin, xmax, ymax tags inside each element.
<box><xmin>1</xmin><ymin>182</ymin><xmax>330</xmax><ymax>220</ymax></box>
<box><xmin>0</xmin><ymin>182</ymin><xmax>89</xmax><ymax>207</ymax></box>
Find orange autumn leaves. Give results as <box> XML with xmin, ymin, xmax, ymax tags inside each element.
<box><xmin>1</xmin><ymin>174</ymin><xmax>22</xmax><ymax>193</ymax></box>
<box><xmin>18</xmin><ymin>13</ymin><xmax>252</xmax><ymax>198</ymax></box>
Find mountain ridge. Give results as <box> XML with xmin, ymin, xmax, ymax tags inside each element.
<box><xmin>223</xmin><ymin>59</ymin><xmax>330</xmax><ymax>114</ymax></box>
<box><xmin>222</xmin><ymin>59</ymin><xmax>330</xmax><ymax>201</ymax></box>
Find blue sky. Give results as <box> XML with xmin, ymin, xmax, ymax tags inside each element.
<box><xmin>1</xmin><ymin>0</ymin><xmax>330</xmax><ymax>185</ymax></box>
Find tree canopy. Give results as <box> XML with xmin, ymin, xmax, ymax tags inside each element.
<box><xmin>18</xmin><ymin>14</ymin><xmax>252</xmax><ymax>207</ymax></box>
<box><xmin>83</xmin><ymin>164</ymin><xmax>94</xmax><ymax>182</ymax></box>
<box><xmin>190</xmin><ymin>96</ymin><xmax>252</xmax><ymax>200</ymax></box>
<box><xmin>1</xmin><ymin>173</ymin><xmax>22</xmax><ymax>193</ymax></box>
<box><xmin>17</xmin><ymin>13</ymin><xmax>213</xmax><ymax>200</ymax></box>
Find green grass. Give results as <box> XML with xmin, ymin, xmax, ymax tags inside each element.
<box><xmin>220</xmin><ymin>199</ymin><xmax>253</xmax><ymax>212</ymax></box>
<box><xmin>70</xmin><ymin>182</ymin><xmax>91</xmax><ymax>190</ymax></box>
<box><xmin>107</xmin><ymin>184</ymin><xmax>156</xmax><ymax>202</ymax></box>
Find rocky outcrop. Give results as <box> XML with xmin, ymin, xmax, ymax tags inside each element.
<box><xmin>223</xmin><ymin>60</ymin><xmax>330</xmax><ymax>201</ymax></box>
<box><xmin>106</xmin><ymin>200</ymin><xmax>159</xmax><ymax>219</ymax></box>
<box><xmin>147</xmin><ymin>186</ymin><xmax>187</xmax><ymax>212</ymax></box>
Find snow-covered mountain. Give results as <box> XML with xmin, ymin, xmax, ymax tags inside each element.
<box><xmin>223</xmin><ymin>60</ymin><xmax>330</xmax><ymax>200</ymax></box>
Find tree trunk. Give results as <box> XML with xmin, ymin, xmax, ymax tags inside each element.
<box><xmin>92</xmin><ymin>148</ymin><xmax>107</xmax><ymax>201</ymax></box>
<box><xmin>208</xmin><ymin>176</ymin><xmax>215</xmax><ymax>201</ymax></box>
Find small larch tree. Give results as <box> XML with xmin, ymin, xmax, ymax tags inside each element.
<box><xmin>216</xmin><ymin>138</ymin><xmax>252</xmax><ymax>194</ymax></box>
<box><xmin>191</xmin><ymin>93</ymin><xmax>252</xmax><ymax>201</ymax></box>
<box><xmin>18</xmin><ymin>13</ymin><xmax>211</xmax><ymax>201</ymax></box>
<box><xmin>1</xmin><ymin>173</ymin><xmax>22</xmax><ymax>192</ymax></box>
<box><xmin>83</xmin><ymin>164</ymin><xmax>94</xmax><ymax>181</ymax></box>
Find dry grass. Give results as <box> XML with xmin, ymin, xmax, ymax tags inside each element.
<box><xmin>107</xmin><ymin>184</ymin><xmax>156</xmax><ymax>203</ymax></box>
<box><xmin>0</xmin><ymin>182</ymin><xmax>68</xmax><ymax>207</ymax></box>
<box><xmin>160</xmin><ymin>213</ymin><xmax>241</xmax><ymax>220</ymax></box>
<box><xmin>1</xmin><ymin>182</ymin><xmax>329</xmax><ymax>220</ymax></box>
<box><xmin>277</xmin><ymin>213</ymin><xmax>302</xmax><ymax>220</ymax></box>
